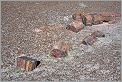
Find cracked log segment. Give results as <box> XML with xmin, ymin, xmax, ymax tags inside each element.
<box><xmin>82</xmin><ymin>34</ymin><xmax>97</xmax><ymax>45</ymax></box>
<box><xmin>82</xmin><ymin>31</ymin><xmax>105</xmax><ymax>45</ymax></box>
<box><xmin>66</xmin><ymin>24</ymin><xmax>83</xmax><ymax>33</ymax></box>
<box><xmin>91</xmin><ymin>31</ymin><xmax>105</xmax><ymax>37</ymax></box>
<box><xmin>50</xmin><ymin>49</ymin><xmax>68</xmax><ymax>58</ymax></box>
<box><xmin>66</xmin><ymin>12</ymin><xmax>120</xmax><ymax>33</ymax></box>
<box><xmin>50</xmin><ymin>41</ymin><xmax>71</xmax><ymax>58</ymax></box>
<box><xmin>17</xmin><ymin>56</ymin><xmax>40</xmax><ymax>71</ymax></box>
<box><xmin>66</xmin><ymin>20</ymin><xmax>85</xmax><ymax>33</ymax></box>
<box><xmin>72</xmin><ymin>12</ymin><xmax>103</xmax><ymax>26</ymax></box>
<box><xmin>66</xmin><ymin>12</ymin><xmax>86</xmax><ymax>33</ymax></box>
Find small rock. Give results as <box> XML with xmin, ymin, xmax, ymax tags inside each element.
<box><xmin>91</xmin><ymin>31</ymin><xmax>105</xmax><ymax>37</ymax></box>
<box><xmin>82</xmin><ymin>34</ymin><xmax>97</xmax><ymax>45</ymax></box>
<box><xmin>17</xmin><ymin>56</ymin><xmax>40</xmax><ymax>71</ymax></box>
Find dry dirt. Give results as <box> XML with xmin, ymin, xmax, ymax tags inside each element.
<box><xmin>1</xmin><ymin>1</ymin><xmax>121</xmax><ymax>81</ymax></box>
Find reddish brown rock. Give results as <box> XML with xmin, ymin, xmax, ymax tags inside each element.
<box><xmin>50</xmin><ymin>41</ymin><xmax>71</xmax><ymax>58</ymax></box>
<box><xmin>72</xmin><ymin>12</ymin><xmax>121</xmax><ymax>26</ymax></box>
<box><xmin>72</xmin><ymin>12</ymin><xmax>84</xmax><ymax>21</ymax></box>
<box><xmin>100</xmin><ymin>12</ymin><xmax>121</xmax><ymax>22</ymax></box>
<box><xmin>82</xmin><ymin>31</ymin><xmax>105</xmax><ymax>45</ymax></box>
<box><xmin>50</xmin><ymin>49</ymin><xmax>67</xmax><ymax>58</ymax></box>
<box><xmin>100</xmin><ymin>12</ymin><xmax>121</xmax><ymax>17</ymax></box>
<box><xmin>91</xmin><ymin>31</ymin><xmax>105</xmax><ymax>37</ymax></box>
<box><xmin>53</xmin><ymin>41</ymin><xmax>71</xmax><ymax>52</ymax></box>
<box><xmin>84</xmin><ymin>14</ymin><xmax>93</xmax><ymax>26</ymax></box>
<box><xmin>92</xmin><ymin>14</ymin><xmax>103</xmax><ymax>25</ymax></box>
<box><xmin>72</xmin><ymin>12</ymin><xmax>103</xmax><ymax>26</ymax></box>
<box><xmin>66</xmin><ymin>20</ymin><xmax>85</xmax><ymax>33</ymax></box>
<box><xmin>72</xmin><ymin>12</ymin><xmax>87</xmax><ymax>25</ymax></box>
<box><xmin>17</xmin><ymin>56</ymin><xmax>40</xmax><ymax>71</ymax></box>
<box><xmin>82</xmin><ymin>34</ymin><xmax>97</xmax><ymax>45</ymax></box>
<box><xmin>84</xmin><ymin>13</ymin><xmax>103</xmax><ymax>25</ymax></box>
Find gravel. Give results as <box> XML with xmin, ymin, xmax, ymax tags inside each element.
<box><xmin>1</xmin><ymin>1</ymin><xmax>121</xmax><ymax>81</ymax></box>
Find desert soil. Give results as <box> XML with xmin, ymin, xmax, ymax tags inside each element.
<box><xmin>1</xmin><ymin>1</ymin><xmax>121</xmax><ymax>81</ymax></box>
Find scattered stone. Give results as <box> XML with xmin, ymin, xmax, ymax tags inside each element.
<box><xmin>1</xmin><ymin>1</ymin><xmax>121</xmax><ymax>81</ymax></box>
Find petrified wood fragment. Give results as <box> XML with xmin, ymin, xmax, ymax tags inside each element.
<box><xmin>66</xmin><ymin>20</ymin><xmax>85</xmax><ymax>33</ymax></box>
<box><xmin>91</xmin><ymin>31</ymin><xmax>105</xmax><ymax>37</ymax></box>
<box><xmin>82</xmin><ymin>34</ymin><xmax>97</xmax><ymax>45</ymax></box>
<box><xmin>17</xmin><ymin>56</ymin><xmax>40</xmax><ymax>71</ymax></box>
<box><xmin>50</xmin><ymin>41</ymin><xmax>71</xmax><ymax>58</ymax></box>
<box><xmin>82</xmin><ymin>31</ymin><xmax>105</xmax><ymax>45</ymax></box>
<box><xmin>50</xmin><ymin>49</ymin><xmax>67</xmax><ymax>58</ymax></box>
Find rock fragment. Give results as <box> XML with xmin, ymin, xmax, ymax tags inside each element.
<box><xmin>91</xmin><ymin>31</ymin><xmax>105</xmax><ymax>37</ymax></box>
<box><xmin>82</xmin><ymin>34</ymin><xmax>97</xmax><ymax>45</ymax></box>
<box><xmin>17</xmin><ymin>56</ymin><xmax>40</xmax><ymax>71</ymax></box>
<box><xmin>50</xmin><ymin>41</ymin><xmax>71</xmax><ymax>58</ymax></box>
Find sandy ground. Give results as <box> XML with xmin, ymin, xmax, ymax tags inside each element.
<box><xmin>1</xmin><ymin>1</ymin><xmax>121</xmax><ymax>81</ymax></box>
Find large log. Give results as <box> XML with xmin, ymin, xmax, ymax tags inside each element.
<box><xmin>72</xmin><ymin>12</ymin><xmax>120</xmax><ymax>26</ymax></box>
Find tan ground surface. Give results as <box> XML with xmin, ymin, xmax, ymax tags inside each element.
<box><xmin>1</xmin><ymin>1</ymin><xmax>121</xmax><ymax>81</ymax></box>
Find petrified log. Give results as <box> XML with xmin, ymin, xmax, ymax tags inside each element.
<box><xmin>91</xmin><ymin>31</ymin><xmax>105</xmax><ymax>37</ymax></box>
<box><xmin>66</xmin><ymin>20</ymin><xmax>85</xmax><ymax>33</ymax></box>
<box><xmin>50</xmin><ymin>41</ymin><xmax>71</xmax><ymax>58</ymax></box>
<box><xmin>53</xmin><ymin>41</ymin><xmax>71</xmax><ymax>52</ymax></box>
<box><xmin>72</xmin><ymin>12</ymin><xmax>87</xmax><ymax>26</ymax></box>
<box><xmin>82</xmin><ymin>34</ymin><xmax>97</xmax><ymax>45</ymax></box>
<box><xmin>17</xmin><ymin>56</ymin><xmax>40</xmax><ymax>71</ymax></box>
<box><xmin>72</xmin><ymin>12</ymin><xmax>120</xmax><ymax>26</ymax></box>
<box><xmin>66</xmin><ymin>24</ymin><xmax>82</xmax><ymax>33</ymax></box>
<box><xmin>100</xmin><ymin>12</ymin><xmax>121</xmax><ymax>22</ymax></box>
<box><xmin>85</xmin><ymin>13</ymin><xmax>103</xmax><ymax>25</ymax></box>
<box><xmin>50</xmin><ymin>49</ymin><xmax>68</xmax><ymax>58</ymax></box>
<box><xmin>72</xmin><ymin>12</ymin><xmax>103</xmax><ymax>26</ymax></box>
<box><xmin>84</xmin><ymin>14</ymin><xmax>93</xmax><ymax>26</ymax></box>
<box><xmin>91</xmin><ymin>13</ymin><xmax>103</xmax><ymax>25</ymax></box>
<box><xmin>72</xmin><ymin>12</ymin><xmax>83</xmax><ymax>20</ymax></box>
<box><xmin>82</xmin><ymin>31</ymin><xmax>105</xmax><ymax>45</ymax></box>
